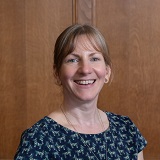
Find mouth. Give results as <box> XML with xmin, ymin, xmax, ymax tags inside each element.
<box><xmin>74</xmin><ymin>80</ymin><xmax>96</xmax><ymax>85</ymax></box>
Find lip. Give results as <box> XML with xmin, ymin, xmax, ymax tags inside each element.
<box><xmin>74</xmin><ymin>79</ymin><xmax>96</xmax><ymax>85</ymax></box>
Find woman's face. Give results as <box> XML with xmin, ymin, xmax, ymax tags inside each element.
<box><xmin>59</xmin><ymin>35</ymin><xmax>111</xmax><ymax>102</ymax></box>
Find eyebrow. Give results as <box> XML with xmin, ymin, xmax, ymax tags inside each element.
<box><xmin>69</xmin><ymin>52</ymin><xmax>102</xmax><ymax>57</ymax></box>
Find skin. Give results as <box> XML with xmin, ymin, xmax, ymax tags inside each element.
<box><xmin>138</xmin><ymin>151</ymin><xmax>144</xmax><ymax>160</ymax></box>
<box><xmin>50</xmin><ymin>35</ymin><xmax>111</xmax><ymax>134</ymax></box>
<box><xmin>49</xmin><ymin>34</ymin><xmax>144</xmax><ymax>159</ymax></box>
<box><xmin>60</xmin><ymin>35</ymin><xmax>111</xmax><ymax>105</ymax></box>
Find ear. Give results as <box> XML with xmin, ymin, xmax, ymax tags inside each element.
<box><xmin>55</xmin><ymin>74</ymin><xmax>62</xmax><ymax>86</ymax></box>
<box><xmin>53</xmin><ymin>66</ymin><xmax>62</xmax><ymax>86</ymax></box>
<box><xmin>105</xmin><ymin>65</ymin><xmax>111</xmax><ymax>81</ymax></box>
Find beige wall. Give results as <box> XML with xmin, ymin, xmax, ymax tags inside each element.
<box><xmin>0</xmin><ymin>0</ymin><xmax>159</xmax><ymax>159</ymax></box>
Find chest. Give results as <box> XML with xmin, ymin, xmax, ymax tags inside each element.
<box><xmin>51</xmin><ymin>130</ymin><xmax>138</xmax><ymax>160</ymax></box>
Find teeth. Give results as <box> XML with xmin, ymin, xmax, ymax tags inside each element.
<box><xmin>75</xmin><ymin>80</ymin><xmax>95</xmax><ymax>85</ymax></box>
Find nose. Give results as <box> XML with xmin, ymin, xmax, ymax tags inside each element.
<box><xmin>78</xmin><ymin>61</ymin><xmax>92</xmax><ymax>75</ymax></box>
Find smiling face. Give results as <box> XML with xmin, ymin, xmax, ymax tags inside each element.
<box><xmin>59</xmin><ymin>35</ymin><xmax>111</xmax><ymax>102</ymax></box>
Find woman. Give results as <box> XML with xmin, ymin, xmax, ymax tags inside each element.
<box><xmin>14</xmin><ymin>24</ymin><xmax>147</xmax><ymax>160</ymax></box>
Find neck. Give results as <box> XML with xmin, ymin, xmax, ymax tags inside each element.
<box><xmin>61</xmin><ymin>100</ymin><xmax>99</xmax><ymax>125</ymax></box>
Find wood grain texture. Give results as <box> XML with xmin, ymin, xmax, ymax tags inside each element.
<box><xmin>96</xmin><ymin>0</ymin><xmax>160</xmax><ymax>159</ymax></box>
<box><xmin>0</xmin><ymin>0</ymin><xmax>27</xmax><ymax>158</ymax></box>
<box><xmin>1</xmin><ymin>0</ymin><xmax>160</xmax><ymax>159</ymax></box>
<box><xmin>0</xmin><ymin>0</ymin><xmax>72</xmax><ymax>158</ymax></box>
<box><xmin>74</xmin><ymin>0</ymin><xmax>96</xmax><ymax>25</ymax></box>
<box><xmin>25</xmin><ymin>0</ymin><xmax>72</xmax><ymax>127</ymax></box>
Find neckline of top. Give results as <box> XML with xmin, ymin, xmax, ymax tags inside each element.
<box><xmin>44</xmin><ymin>111</ymin><xmax>111</xmax><ymax>136</ymax></box>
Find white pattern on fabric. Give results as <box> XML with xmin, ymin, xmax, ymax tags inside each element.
<box><xmin>14</xmin><ymin>112</ymin><xmax>147</xmax><ymax>160</ymax></box>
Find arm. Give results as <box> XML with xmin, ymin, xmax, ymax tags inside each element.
<box><xmin>138</xmin><ymin>151</ymin><xmax>144</xmax><ymax>160</ymax></box>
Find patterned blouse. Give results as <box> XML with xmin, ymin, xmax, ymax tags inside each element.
<box><xmin>14</xmin><ymin>112</ymin><xmax>147</xmax><ymax>160</ymax></box>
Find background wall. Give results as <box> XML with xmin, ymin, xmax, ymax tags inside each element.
<box><xmin>0</xmin><ymin>0</ymin><xmax>159</xmax><ymax>159</ymax></box>
<box><xmin>96</xmin><ymin>1</ymin><xmax>160</xmax><ymax>159</ymax></box>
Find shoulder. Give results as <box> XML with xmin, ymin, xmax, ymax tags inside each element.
<box><xmin>14</xmin><ymin>117</ymin><xmax>55</xmax><ymax>159</ymax></box>
<box><xmin>105</xmin><ymin>111</ymin><xmax>140</xmax><ymax>135</ymax></box>
<box><xmin>21</xmin><ymin>117</ymin><xmax>53</xmax><ymax>142</ymax></box>
<box><xmin>106</xmin><ymin>111</ymin><xmax>147</xmax><ymax>149</ymax></box>
<box><xmin>106</xmin><ymin>111</ymin><xmax>133</xmax><ymax>126</ymax></box>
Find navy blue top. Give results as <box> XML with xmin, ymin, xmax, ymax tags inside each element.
<box><xmin>14</xmin><ymin>112</ymin><xmax>147</xmax><ymax>160</ymax></box>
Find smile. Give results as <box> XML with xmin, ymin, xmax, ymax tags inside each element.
<box><xmin>74</xmin><ymin>80</ymin><xmax>95</xmax><ymax>85</ymax></box>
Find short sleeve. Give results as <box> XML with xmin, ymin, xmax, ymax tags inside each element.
<box><xmin>127</xmin><ymin>117</ymin><xmax>147</xmax><ymax>153</ymax></box>
<box><xmin>14</xmin><ymin>127</ymin><xmax>51</xmax><ymax>160</ymax></box>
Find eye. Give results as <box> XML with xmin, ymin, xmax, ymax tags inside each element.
<box><xmin>91</xmin><ymin>57</ymin><xmax>101</xmax><ymax>61</ymax></box>
<box><xmin>66</xmin><ymin>58</ymin><xmax>79</xmax><ymax>63</ymax></box>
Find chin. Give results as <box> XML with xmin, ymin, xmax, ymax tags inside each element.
<box><xmin>75</xmin><ymin>94</ymin><xmax>98</xmax><ymax>102</ymax></box>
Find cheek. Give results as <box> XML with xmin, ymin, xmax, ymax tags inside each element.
<box><xmin>99</xmin><ymin>70</ymin><xmax>107</xmax><ymax>79</ymax></box>
<box><xmin>59</xmin><ymin>66</ymin><xmax>74</xmax><ymax>82</ymax></box>
<box><xmin>95</xmin><ymin>65</ymin><xmax>108</xmax><ymax>78</ymax></box>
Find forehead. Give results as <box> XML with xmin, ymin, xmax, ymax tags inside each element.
<box><xmin>74</xmin><ymin>35</ymin><xmax>100</xmax><ymax>52</ymax></box>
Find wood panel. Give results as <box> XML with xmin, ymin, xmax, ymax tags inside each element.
<box><xmin>73</xmin><ymin>0</ymin><xmax>96</xmax><ymax>25</ymax></box>
<box><xmin>1</xmin><ymin>0</ymin><xmax>160</xmax><ymax>159</ymax></box>
<box><xmin>96</xmin><ymin>0</ymin><xmax>160</xmax><ymax>159</ymax></box>
<box><xmin>0</xmin><ymin>0</ymin><xmax>26</xmax><ymax>158</ymax></box>
<box><xmin>0</xmin><ymin>0</ymin><xmax>73</xmax><ymax>159</ymax></box>
<box><xmin>25</xmin><ymin>0</ymin><xmax>72</xmax><ymax>127</ymax></box>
